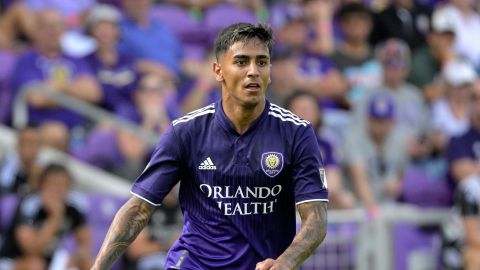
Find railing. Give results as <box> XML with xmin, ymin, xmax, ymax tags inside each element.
<box><xmin>0</xmin><ymin>124</ymin><xmax>131</xmax><ymax>196</ymax></box>
<box><xmin>12</xmin><ymin>83</ymin><xmax>160</xmax><ymax>146</ymax></box>
<box><xmin>301</xmin><ymin>204</ymin><xmax>452</xmax><ymax>270</ymax></box>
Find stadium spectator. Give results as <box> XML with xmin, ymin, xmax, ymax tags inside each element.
<box><xmin>83</xmin><ymin>4</ymin><xmax>141</xmax><ymax>115</ymax></box>
<box><xmin>74</xmin><ymin>74</ymin><xmax>178</xmax><ymax>179</ymax></box>
<box><xmin>286</xmin><ymin>90</ymin><xmax>355</xmax><ymax>209</ymax></box>
<box><xmin>0</xmin><ymin>163</ymin><xmax>92</xmax><ymax>270</ymax></box>
<box><xmin>10</xmin><ymin>9</ymin><xmax>102</xmax><ymax>130</ymax></box>
<box><xmin>344</xmin><ymin>93</ymin><xmax>409</xmax><ymax>215</ymax></box>
<box><xmin>432</xmin><ymin>0</ymin><xmax>480</xmax><ymax>71</ymax></box>
<box><xmin>0</xmin><ymin>126</ymin><xmax>41</xmax><ymax>195</ymax></box>
<box><xmin>407</xmin><ymin>10</ymin><xmax>458</xmax><ymax>102</ymax></box>
<box><xmin>356</xmin><ymin>39</ymin><xmax>428</xmax><ymax>138</ymax></box>
<box><xmin>124</xmin><ymin>190</ymin><xmax>182</xmax><ymax>270</ymax></box>
<box><xmin>447</xmin><ymin>81</ymin><xmax>480</xmax><ymax>270</ymax></box>
<box><xmin>370</xmin><ymin>0</ymin><xmax>432</xmax><ymax>50</ymax></box>
<box><xmin>331</xmin><ymin>2</ymin><xmax>382</xmax><ymax>106</ymax></box>
<box><xmin>119</xmin><ymin>0</ymin><xmax>183</xmax><ymax>78</ymax></box>
<box><xmin>0</xmin><ymin>0</ymin><xmax>96</xmax><ymax>51</ymax></box>
<box><xmin>300</xmin><ymin>0</ymin><xmax>335</xmax><ymax>55</ymax></box>
<box><xmin>430</xmin><ymin>59</ymin><xmax>478</xmax><ymax>151</ymax></box>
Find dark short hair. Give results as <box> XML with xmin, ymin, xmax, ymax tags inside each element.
<box><xmin>214</xmin><ymin>23</ymin><xmax>274</xmax><ymax>60</ymax></box>
<box><xmin>337</xmin><ymin>2</ymin><xmax>372</xmax><ymax>21</ymax></box>
<box><xmin>38</xmin><ymin>163</ymin><xmax>72</xmax><ymax>187</ymax></box>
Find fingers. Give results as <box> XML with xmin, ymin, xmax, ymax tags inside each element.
<box><xmin>255</xmin><ymin>258</ymin><xmax>275</xmax><ymax>270</ymax></box>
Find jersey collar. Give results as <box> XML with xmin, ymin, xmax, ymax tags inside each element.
<box><xmin>215</xmin><ymin>99</ymin><xmax>270</xmax><ymax>137</ymax></box>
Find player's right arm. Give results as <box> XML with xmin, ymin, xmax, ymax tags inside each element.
<box><xmin>91</xmin><ymin>196</ymin><xmax>155</xmax><ymax>270</ymax></box>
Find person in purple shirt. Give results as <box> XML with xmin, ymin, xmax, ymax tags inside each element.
<box><xmin>10</xmin><ymin>9</ymin><xmax>101</xmax><ymax>130</ymax></box>
<box><xmin>447</xmin><ymin>82</ymin><xmax>480</xmax><ymax>269</ymax></box>
<box><xmin>92</xmin><ymin>23</ymin><xmax>328</xmax><ymax>270</ymax></box>
<box><xmin>83</xmin><ymin>4</ymin><xmax>140</xmax><ymax>115</ymax></box>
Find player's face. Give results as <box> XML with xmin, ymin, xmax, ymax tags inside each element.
<box><xmin>214</xmin><ymin>38</ymin><xmax>271</xmax><ymax>109</ymax></box>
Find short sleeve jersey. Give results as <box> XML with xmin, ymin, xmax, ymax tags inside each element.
<box><xmin>131</xmin><ymin>100</ymin><xmax>328</xmax><ymax>270</ymax></box>
<box><xmin>0</xmin><ymin>193</ymin><xmax>87</xmax><ymax>261</ymax></box>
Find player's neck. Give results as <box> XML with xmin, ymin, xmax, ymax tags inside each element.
<box><xmin>222</xmin><ymin>98</ymin><xmax>266</xmax><ymax>135</ymax></box>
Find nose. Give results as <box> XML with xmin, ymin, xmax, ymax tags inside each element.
<box><xmin>247</xmin><ymin>62</ymin><xmax>260</xmax><ymax>78</ymax></box>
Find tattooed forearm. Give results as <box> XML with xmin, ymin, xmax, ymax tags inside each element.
<box><xmin>91</xmin><ymin>196</ymin><xmax>155</xmax><ymax>270</ymax></box>
<box><xmin>277</xmin><ymin>201</ymin><xmax>328</xmax><ymax>269</ymax></box>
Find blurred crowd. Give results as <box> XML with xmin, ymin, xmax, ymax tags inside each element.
<box><xmin>1</xmin><ymin>0</ymin><xmax>480</xmax><ymax>269</ymax></box>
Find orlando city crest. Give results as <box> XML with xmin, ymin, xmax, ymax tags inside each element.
<box><xmin>261</xmin><ymin>152</ymin><xmax>284</xmax><ymax>178</ymax></box>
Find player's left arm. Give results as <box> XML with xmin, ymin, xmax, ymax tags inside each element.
<box><xmin>256</xmin><ymin>201</ymin><xmax>328</xmax><ymax>270</ymax></box>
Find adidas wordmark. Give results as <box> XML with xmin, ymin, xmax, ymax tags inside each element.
<box><xmin>199</xmin><ymin>157</ymin><xmax>216</xmax><ymax>170</ymax></box>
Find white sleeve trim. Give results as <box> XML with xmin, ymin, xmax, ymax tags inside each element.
<box><xmin>295</xmin><ymin>199</ymin><xmax>329</xmax><ymax>206</ymax></box>
<box><xmin>130</xmin><ymin>191</ymin><xmax>162</xmax><ymax>206</ymax></box>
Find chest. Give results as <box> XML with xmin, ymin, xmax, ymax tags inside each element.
<box><xmin>182</xmin><ymin>129</ymin><xmax>293</xmax><ymax>187</ymax></box>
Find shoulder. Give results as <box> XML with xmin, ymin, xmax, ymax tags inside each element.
<box><xmin>19</xmin><ymin>194</ymin><xmax>41</xmax><ymax>217</ymax></box>
<box><xmin>66</xmin><ymin>192</ymin><xmax>89</xmax><ymax>214</ymax></box>
<box><xmin>171</xmin><ymin>103</ymin><xmax>216</xmax><ymax>129</ymax></box>
<box><xmin>266</xmin><ymin>103</ymin><xmax>310</xmax><ymax>129</ymax></box>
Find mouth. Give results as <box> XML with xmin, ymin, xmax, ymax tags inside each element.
<box><xmin>244</xmin><ymin>82</ymin><xmax>261</xmax><ymax>92</ymax></box>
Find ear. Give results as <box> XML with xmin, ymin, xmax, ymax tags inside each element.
<box><xmin>213</xmin><ymin>62</ymin><xmax>223</xmax><ymax>82</ymax></box>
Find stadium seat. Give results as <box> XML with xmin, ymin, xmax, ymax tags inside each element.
<box><xmin>0</xmin><ymin>194</ymin><xmax>20</xmax><ymax>246</ymax></box>
<box><xmin>0</xmin><ymin>50</ymin><xmax>18</xmax><ymax>125</ymax></box>
<box><xmin>203</xmin><ymin>3</ymin><xmax>257</xmax><ymax>42</ymax></box>
<box><xmin>150</xmin><ymin>4</ymin><xmax>208</xmax><ymax>44</ymax></box>
<box><xmin>401</xmin><ymin>162</ymin><xmax>452</xmax><ymax>208</ymax></box>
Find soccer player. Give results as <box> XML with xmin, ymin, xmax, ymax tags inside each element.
<box><xmin>91</xmin><ymin>23</ymin><xmax>328</xmax><ymax>270</ymax></box>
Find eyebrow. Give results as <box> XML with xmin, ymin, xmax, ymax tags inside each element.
<box><xmin>232</xmin><ymin>54</ymin><xmax>270</xmax><ymax>60</ymax></box>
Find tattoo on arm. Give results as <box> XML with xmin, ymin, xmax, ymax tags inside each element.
<box><xmin>91</xmin><ymin>196</ymin><xmax>155</xmax><ymax>270</ymax></box>
<box><xmin>277</xmin><ymin>201</ymin><xmax>328</xmax><ymax>269</ymax></box>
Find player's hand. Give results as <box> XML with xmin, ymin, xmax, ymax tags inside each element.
<box><xmin>255</xmin><ymin>258</ymin><xmax>293</xmax><ymax>270</ymax></box>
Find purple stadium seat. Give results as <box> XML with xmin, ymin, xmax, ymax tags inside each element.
<box><xmin>0</xmin><ymin>194</ymin><xmax>20</xmax><ymax>234</ymax></box>
<box><xmin>203</xmin><ymin>3</ymin><xmax>257</xmax><ymax>41</ymax></box>
<box><xmin>150</xmin><ymin>4</ymin><xmax>208</xmax><ymax>43</ymax></box>
<box><xmin>402</xmin><ymin>163</ymin><xmax>452</xmax><ymax>208</ymax></box>
<box><xmin>0</xmin><ymin>50</ymin><xmax>18</xmax><ymax>124</ymax></box>
<box><xmin>393</xmin><ymin>223</ymin><xmax>442</xmax><ymax>270</ymax></box>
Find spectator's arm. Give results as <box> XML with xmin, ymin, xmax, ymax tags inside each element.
<box><xmin>451</xmin><ymin>159</ymin><xmax>480</xmax><ymax>183</ymax></box>
<box><xmin>126</xmin><ymin>228</ymin><xmax>165</xmax><ymax>260</ymax></box>
<box><xmin>464</xmin><ymin>217</ymin><xmax>480</xmax><ymax>249</ymax></box>
<box><xmin>15</xmin><ymin>213</ymin><xmax>63</xmax><ymax>255</ymax></box>
<box><xmin>135</xmin><ymin>59</ymin><xmax>175</xmax><ymax>80</ymax></box>
<box><xmin>326</xmin><ymin>165</ymin><xmax>354</xmax><ymax>209</ymax></box>
<box><xmin>66</xmin><ymin>76</ymin><xmax>102</xmax><ymax>104</ymax></box>
<box><xmin>295</xmin><ymin>69</ymin><xmax>348</xmax><ymax>99</ymax></box>
<box><xmin>306</xmin><ymin>0</ymin><xmax>335</xmax><ymax>56</ymax></box>
<box><xmin>74</xmin><ymin>225</ymin><xmax>93</xmax><ymax>270</ymax></box>
<box><xmin>181</xmin><ymin>78</ymin><xmax>216</xmax><ymax>114</ymax></box>
<box><xmin>349</xmin><ymin>162</ymin><xmax>378</xmax><ymax>211</ymax></box>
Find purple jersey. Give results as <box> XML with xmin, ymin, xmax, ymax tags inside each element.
<box><xmin>447</xmin><ymin>127</ymin><xmax>480</xmax><ymax>191</ymax></box>
<box><xmin>11</xmin><ymin>49</ymin><xmax>94</xmax><ymax>129</ymax></box>
<box><xmin>131</xmin><ymin>100</ymin><xmax>328</xmax><ymax>270</ymax></box>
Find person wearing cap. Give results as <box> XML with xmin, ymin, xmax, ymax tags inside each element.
<box><xmin>357</xmin><ymin>38</ymin><xmax>428</xmax><ymax>139</ymax></box>
<box><xmin>344</xmin><ymin>93</ymin><xmax>409</xmax><ymax>216</ymax></box>
<box><xmin>447</xmin><ymin>79</ymin><xmax>480</xmax><ymax>270</ymax></box>
<box><xmin>407</xmin><ymin>10</ymin><xmax>457</xmax><ymax>100</ymax></box>
<box><xmin>430</xmin><ymin>59</ymin><xmax>478</xmax><ymax>151</ymax></box>
<box><xmin>83</xmin><ymin>4</ymin><xmax>141</xmax><ymax>116</ymax></box>
<box><xmin>432</xmin><ymin>0</ymin><xmax>480</xmax><ymax>71</ymax></box>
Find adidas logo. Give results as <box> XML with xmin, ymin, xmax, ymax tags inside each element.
<box><xmin>199</xmin><ymin>157</ymin><xmax>216</xmax><ymax>170</ymax></box>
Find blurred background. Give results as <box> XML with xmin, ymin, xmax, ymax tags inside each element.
<box><xmin>1</xmin><ymin>0</ymin><xmax>480</xmax><ymax>269</ymax></box>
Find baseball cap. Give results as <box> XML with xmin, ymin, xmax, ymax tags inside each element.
<box><xmin>84</xmin><ymin>4</ymin><xmax>122</xmax><ymax>30</ymax></box>
<box><xmin>443</xmin><ymin>59</ymin><xmax>478</xmax><ymax>87</ymax></box>
<box><xmin>430</xmin><ymin>8</ymin><xmax>455</xmax><ymax>34</ymax></box>
<box><xmin>368</xmin><ymin>93</ymin><xmax>395</xmax><ymax>119</ymax></box>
